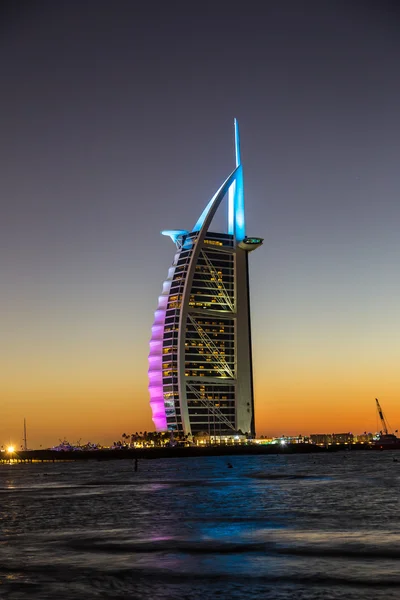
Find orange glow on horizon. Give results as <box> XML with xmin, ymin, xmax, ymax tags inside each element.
<box><xmin>2</xmin><ymin>369</ymin><xmax>400</xmax><ymax>448</ymax></box>
<box><xmin>2</xmin><ymin>291</ymin><xmax>400</xmax><ymax>448</ymax></box>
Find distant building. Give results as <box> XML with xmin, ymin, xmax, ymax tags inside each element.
<box><xmin>333</xmin><ymin>433</ymin><xmax>354</xmax><ymax>444</ymax></box>
<box><xmin>310</xmin><ymin>433</ymin><xmax>354</xmax><ymax>445</ymax></box>
<box><xmin>310</xmin><ymin>434</ymin><xmax>332</xmax><ymax>446</ymax></box>
<box><xmin>355</xmin><ymin>432</ymin><xmax>374</xmax><ymax>443</ymax></box>
<box><xmin>148</xmin><ymin>120</ymin><xmax>262</xmax><ymax>437</ymax></box>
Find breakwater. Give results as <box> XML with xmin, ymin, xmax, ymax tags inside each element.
<box><xmin>1</xmin><ymin>442</ymin><xmax>373</xmax><ymax>463</ymax></box>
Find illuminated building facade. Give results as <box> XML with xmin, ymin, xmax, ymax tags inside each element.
<box><xmin>148</xmin><ymin>120</ymin><xmax>262</xmax><ymax>437</ymax></box>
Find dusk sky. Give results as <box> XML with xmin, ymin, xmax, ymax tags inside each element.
<box><xmin>2</xmin><ymin>0</ymin><xmax>400</xmax><ymax>448</ymax></box>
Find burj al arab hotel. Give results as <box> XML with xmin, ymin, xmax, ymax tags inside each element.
<box><xmin>148</xmin><ymin>120</ymin><xmax>262</xmax><ymax>438</ymax></box>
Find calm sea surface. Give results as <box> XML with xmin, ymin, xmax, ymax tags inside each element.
<box><xmin>1</xmin><ymin>451</ymin><xmax>400</xmax><ymax>599</ymax></box>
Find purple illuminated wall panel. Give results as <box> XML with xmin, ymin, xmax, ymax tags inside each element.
<box><xmin>148</xmin><ymin>267</ymin><xmax>176</xmax><ymax>430</ymax></box>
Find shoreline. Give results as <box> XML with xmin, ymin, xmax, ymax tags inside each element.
<box><xmin>0</xmin><ymin>443</ymin><xmax>377</xmax><ymax>463</ymax></box>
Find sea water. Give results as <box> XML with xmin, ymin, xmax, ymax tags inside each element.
<box><xmin>1</xmin><ymin>451</ymin><xmax>399</xmax><ymax>599</ymax></box>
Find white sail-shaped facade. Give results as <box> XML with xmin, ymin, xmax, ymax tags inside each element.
<box><xmin>148</xmin><ymin>120</ymin><xmax>262</xmax><ymax>436</ymax></box>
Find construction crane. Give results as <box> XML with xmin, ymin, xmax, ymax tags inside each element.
<box><xmin>376</xmin><ymin>398</ymin><xmax>390</xmax><ymax>435</ymax></box>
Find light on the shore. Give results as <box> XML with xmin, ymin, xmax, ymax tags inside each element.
<box><xmin>7</xmin><ymin>445</ymin><xmax>15</xmax><ymax>454</ymax></box>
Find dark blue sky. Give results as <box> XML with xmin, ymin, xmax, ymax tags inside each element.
<box><xmin>2</xmin><ymin>0</ymin><xmax>400</xmax><ymax>445</ymax></box>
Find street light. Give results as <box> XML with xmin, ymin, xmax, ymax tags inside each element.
<box><xmin>7</xmin><ymin>445</ymin><xmax>15</xmax><ymax>454</ymax></box>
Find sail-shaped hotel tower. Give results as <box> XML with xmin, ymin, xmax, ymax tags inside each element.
<box><xmin>148</xmin><ymin>120</ymin><xmax>262</xmax><ymax>437</ymax></box>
